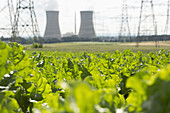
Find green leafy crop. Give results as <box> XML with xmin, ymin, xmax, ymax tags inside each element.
<box><xmin>0</xmin><ymin>41</ymin><xmax>170</xmax><ymax>113</ymax></box>
<box><xmin>126</xmin><ymin>65</ymin><xmax>170</xmax><ymax>113</ymax></box>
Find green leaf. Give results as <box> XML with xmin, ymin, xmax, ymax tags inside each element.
<box><xmin>0</xmin><ymin>91</ymin><xmax>19</xmax><ymax>113</ymax></box>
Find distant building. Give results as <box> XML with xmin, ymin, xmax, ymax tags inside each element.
<box><xmin>78</xmin><ymin>11</ymin><xmax>96</xmax><ymax>39</ymax></box>
<box><xmin>44</xmin><ymin>11</ymin><xmax>61</xmax><ymax>40</ymax></box>
<box><xmin>63</xmin><ymin>32</ymin><xmax>75</xmax><ymax>37</ymax></box>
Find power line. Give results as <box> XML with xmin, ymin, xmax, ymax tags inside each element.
<box><xmin>0</xmin><ymin>0</ymin><xmax>14</xmax><ymax>38</ymax></box>
<box><xmin>119</xmin><ymin>0</ymin><xmax>131</xmax><ymax>42</ymax></box>
<box><xmin>165</xmin><ymin>0</ymin><xmax>170</xmax><ymax>35</ymax></box>
<box><xmin>12</xmin><ymin>0</ymin><xmax>40</xmax><ymax>43</ymax></box>
<box><xmin>137</xmin><ymin>0</ymin><xmax>158</xmax><ymax>47</ymax></box>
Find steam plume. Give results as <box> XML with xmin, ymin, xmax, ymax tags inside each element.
<box><xmin>45</xmin><ymin>0</ymin><xmax>59</xmax><ymax>11</ymax></box>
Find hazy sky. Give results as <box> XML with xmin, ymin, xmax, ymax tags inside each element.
<box><xmin>36</xmin><ymin>0</ymin><xmax>123</xmax><ymax>36</ymax></box>
<box><xmin>0</xmin><ymin>0</ymin><xmax>168</xmax><ymax>37</ymax></box>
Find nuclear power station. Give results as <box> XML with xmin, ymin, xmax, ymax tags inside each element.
<box><xmin>2</xmin><ymin>0</ymin><xmax>170</xmax><ymax>44</ymax></box>
<box><xmin>44</xmin><ymin>11</ymin><xmax>61</xmax><ymax>39</ymax></box>
<box><xmin>78</xmin><ymin>11</ymin><xmax>96</xmax><ymax>39</ymax></box>
<box><xmin>44</xmin><ymin>10</ymin><xmax>96</xmax><ymax>40</ymax></box>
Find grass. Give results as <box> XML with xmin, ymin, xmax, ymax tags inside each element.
<box><xmin>24</xmin><ymin>41</ymin><xmax>170</xmax><ymax>53</ymax></box>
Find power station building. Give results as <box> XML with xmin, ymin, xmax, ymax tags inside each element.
<box><xmin>78</xmin><ymin>11</ymin><xmax>96</xmax><ymax>39</ymax></box>
<box><xmin>44</xmin><ymin>11</ymin><xmax>61</xmax><ymax>39</ymax></box>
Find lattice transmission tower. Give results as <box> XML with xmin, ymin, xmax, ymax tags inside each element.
<box><xmin>137</xmin><ymin>0</ymin><xmax>158</xmax><ymax>47</ymax></box>
<box><xmin>119</xmin><ymin>0</ymin><xmax>131</xmax><ymax>42</ymax></box>
<box><xmin>164</xmin><ymin>0</ymin><xmax>170</xmax><ymax>41</ymax></box>
<box><xmin>0</xmin><ymin>0</ymin><xmax>14</xmax><ymax>38</ymax></box>
<box><xmin>12</xmin><ymin>0</ymin><xmax>40</xmax><ymax>42</ymax></box>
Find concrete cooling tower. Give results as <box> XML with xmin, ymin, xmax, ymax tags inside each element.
<box><xmin>44</xmin><ymin>11</ymin><xmax>61</xmax><ymax>39</ymax></box>
<box><xmin>78</xmin><ymin>11</ymin><xmax>96</xmax><ymax>38</ymax></box>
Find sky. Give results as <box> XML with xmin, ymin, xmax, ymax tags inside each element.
<box><xmin>0</xmin><ymin>0</ymin><xmax>168</xmax><ymax>37</ymax></box>
<box><xmin>36</xmin><ymin>0</ymin><xmax>123</xmax><ymax>36</ymax></box>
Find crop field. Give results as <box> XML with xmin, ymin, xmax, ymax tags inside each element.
<box><xmin>24</xmin><ymin>41</ymin><xmax>170</xmax><ymax>53</ymax></box>
<box><xmin>0</xmin><ymin>40</ymin><xmax>170</xmax><ymax>113</ymax></box>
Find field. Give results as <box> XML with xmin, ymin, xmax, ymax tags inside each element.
<box><xmin>0</xmin><ymin>40</ymin><xmax>170</xmax><ymax>113</ymax></box>
<box><xmin>24</xmin><ymin>41</ymin><xmax>170</xmax><ymax>53</ymax></box>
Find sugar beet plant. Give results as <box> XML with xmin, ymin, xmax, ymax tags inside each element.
<box><xmin>0</xmin><ymin>40</ymin><xmax>170</xmax><ymax>113</ymax></box>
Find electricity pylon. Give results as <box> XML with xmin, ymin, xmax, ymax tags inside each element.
<box><xmin>0</xmin><ymin>0</ymin><xmax>14</xmax><ymax>38</ymax></box>
<box><xmin>164</xmin><ymin>0</ymin><xmax>170</xmax><ymax>41</ymax></box>
<box><xmin>12</xmin><ymin>0</ymin><xmax>40</xmax><ymax>43</ymax></box>
<box><xmin>119</xmin><ymin>0</ymin><xmax>131</xmax><ymax>42</ymax></box>
<box><xmin>137</xmin><ymin>0</ymin><xmax>158</xmax><ymax>47</ymax></box>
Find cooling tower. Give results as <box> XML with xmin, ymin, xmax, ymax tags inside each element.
<box><xmin>78</xmin><ymin>11</ymin><xmax>96</xmax><ymax>38</ymax></box>
<box><xmin>44</xmin><ymin>11</ymin><xmax>61</xmax><ymax>39</ymax></box>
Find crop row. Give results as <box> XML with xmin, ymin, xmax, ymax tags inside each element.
<box><xmin>0</xmin><ymin>40</ymin><xmax>170</xmax><ymax>113</ymax></box>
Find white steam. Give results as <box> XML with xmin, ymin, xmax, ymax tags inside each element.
<box><xmin>45</xmin><ymin>0</ymin><xmax>59</xmax><ymax>11</ymax></box>
<box><xmin>44</xmin><ymin>0</ymin><xmax>95</xmax><ymax>11</ymax></box>
<box><xmin>80</xmin><ymin>0</ymin><xmax>94</xmax><ymax>11</ymax></box>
